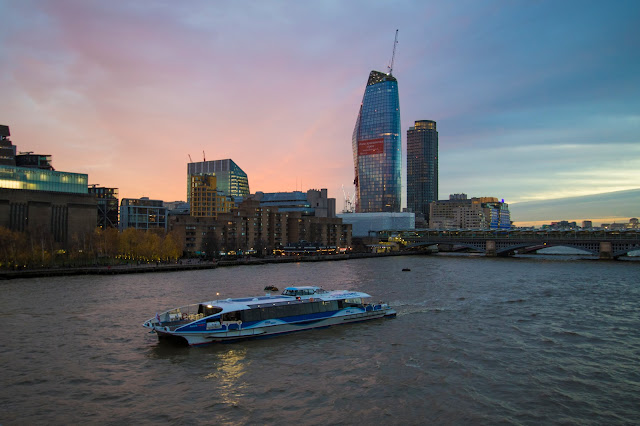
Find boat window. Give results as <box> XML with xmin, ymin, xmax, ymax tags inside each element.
<box><xmin>222</xmin><ymin>311</ymin><xmax>241</xmax><ymax>322</ymax></box>
<box><xmin>239</xmin><ymin>300</ymin><xmax>340</xmax><ymax>323</ymax></box>
<box><xmin>199</xmin><ymin>304</ymin><xmax>223</xmax><ymax>317</ymax></box>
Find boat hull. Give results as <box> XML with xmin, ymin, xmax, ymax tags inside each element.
<box><xmin>152</xmin><ymin>307</ymin><xmax>396</xmax><ymax>346</ymax></box>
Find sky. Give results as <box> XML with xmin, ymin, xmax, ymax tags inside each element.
<box><xmin>1</xmin><ymin>0</ymin><xmax>639</xmax><ymax>220</ymax></box>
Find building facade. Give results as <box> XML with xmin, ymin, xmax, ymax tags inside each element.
<box><xmin>189</xmin><ymin>174</ymin><xmax>235</xmax><ymax>219</ymax></box>
<box><xmin>170</xmin><ymin>198</ymin><xmax>351</xmax><ymax>256</ymax></box>
<box><xmin>0</xmin><ymin>188</ymin><xmax>97</xmax><ymax>243</ymax></box>
<box><xmin>89</xmin><ymin>186</ymin><xmax>119</xmax><ymax>229</ymax></box>
<box><xmin>428</xmin><ymin>195</ymin><xmax>511</xmax><ymax>229</ymax></box>
<box><xmin>337</xmin><ymin>212</ymin><xmax>415</xmax><ymax>238</ymax></box>
<box><xmin>407</xmin><ymin>120</ymin><xmax>438</xmax><ymax>220</ymax></box>
<box><xmin>187</xmin><ymin>159</ymin><xmax>249</xmax><ymax>203</ymax></box>
<box><xmin>0</xmin><ymin>124</ymin><xmax>96</xmax><ymax>244</ymax></box>
<box><xmin>119</xmin><ymin>197</ymin><xmax>167</xmax><ymax>231</ymax></box>
<box><xmin>252</xmin><ymin>189</ymin><xmax>336</xmax><ymax>218</ymax></box>
<box><xmin>352</xmin><ymin>70</ymin><xmax>402</xmax><ymax>213</ymax></box>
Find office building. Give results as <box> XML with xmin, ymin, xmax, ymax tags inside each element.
<box><xmin>189</xmin><ymin>174</ymin><xmax>235</xmax><ymax>219</ymax></box>
<box><xmin>89</xmin><ymin>186</ymin><xmax>119</xmax><ymax>229</ymax></box>
<box><xmin>187</xmin><ymin>159</ymin><xmax>249</xmax><ymax>203</ymax></box>
<box><xmin>119</xmin><ymin>197</ymin><xmax>167</xmax><ymax>231</ymax></box>
<box><xmin>352</xmin><ymin>70</ymin><xmax>401</xmax><ymax>212</ymax></box>
<box><xmin>428</xmin><ymin>195</ymin><xmax>511</xmax><ymax>229</ymax></box>
<box><xmin>407</xmin><ymin>120</ymin><xmax>438</xmax><ymax>220</ymax></box>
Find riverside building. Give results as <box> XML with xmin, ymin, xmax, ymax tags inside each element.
<box><xmin>119</xmin><ymin>197</ymin><xmax>167</xmax><ymax>231</ymax></box>
<box><xmin>352</xmin><ymin>70</ymin><xmax>402</xmax><ymax>213</ymax></box>
<box><xmin>428</xmin><ymin>194</ymin><xmax>511</xmax><ymax>230</ymax></box>
<box><xmin>189</xmin><ymin>174</ymin><xmax>235</xmax><ymax>219</ymax></box>
<box><xmin>0</xmin><ymin>124</ymin><xmax>96</xmax><ymax>243</ymax></box>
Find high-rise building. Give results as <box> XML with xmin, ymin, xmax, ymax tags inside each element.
<box><xmin>407</xmin><ymin>120</ymin><xmax>438</xmax><ymax>220</ymax></box>
<box><xmin>352</xmin><ymin>70</ymin><xmax>401</xmax><ymax>213</ymax></box>
<box><xmin>187</xmin><ymin>159</ymin><xmax>249</xmax><ymax>204</ymax></box>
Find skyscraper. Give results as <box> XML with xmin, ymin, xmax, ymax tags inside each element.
<box><xmin>352</xmin><ymin>71</ymin><xmax>402</xmax><ymax>212</ymax></box>
<box><xmin>187</xmin><ymin>159</ymin><xmax>249</xmax><ymax>204</ymax></box>
<box><xmin>407</xmin><ymin>120</ymin><xmax>438</xmax><ymax>219</ymax></box>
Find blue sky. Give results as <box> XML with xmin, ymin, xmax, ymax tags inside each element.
<box><xmin>0</xmin><ymin>0</ymin><xmax>638</xmax><ymax>220</ymax></box>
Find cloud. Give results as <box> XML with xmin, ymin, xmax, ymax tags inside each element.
<box><xmin>1</xmin><ymin>0</ymin><xmax>639</xmax><ymax>217</ymax></box>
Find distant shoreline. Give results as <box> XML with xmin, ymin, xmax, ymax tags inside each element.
<box><xmin>0</xmin><ymin>250</ymin><xmax>430</xmax><ymax>280</ymax></box>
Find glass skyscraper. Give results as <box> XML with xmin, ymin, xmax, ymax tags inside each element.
<box><xmin>407</xmin><ymin>120</ymin><xmax>438</xmax><ymax>219</ymax></box>
<box><xmin>352</xmin><ymin>71</ymin><xmax>401</xmax><ymax>212</ymax></box>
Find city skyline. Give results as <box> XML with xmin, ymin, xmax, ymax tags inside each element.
<box><xmin>1</xmin><ymin>1</ymin><xmax>639</xmax><ymax>221</ymax></box>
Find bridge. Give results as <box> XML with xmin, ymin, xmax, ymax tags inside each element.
<box><xmin>376</xmin><ymin>229</ymin><xmax>640</xmax><ymax>260</ymax></box>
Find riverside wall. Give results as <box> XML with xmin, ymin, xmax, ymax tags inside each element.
<box><xmin>0</xmin><ymin>250</ymin><xmax>431</xmax><ymax>280</ymax></box>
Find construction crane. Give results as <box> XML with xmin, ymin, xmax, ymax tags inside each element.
<box><xmin>387</xmin><ymin>29</ymin><xmax>399</xmax><ymax>75</ymax></box>
<box><xmin>341</xmin><ymin>185</ymin><xmax>355</xmax><ymax>213</ymax></box>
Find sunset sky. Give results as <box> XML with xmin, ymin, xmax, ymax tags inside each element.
<box><xmin>1</xmin><ymin>0</ymin><xmax>639</xmax><ymax>216</ymax></box>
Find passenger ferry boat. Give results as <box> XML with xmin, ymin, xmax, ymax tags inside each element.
<box><xmin>143</xmin><ymin>286</ymin><xmax>396</xmax><ymax>346</ymax></box>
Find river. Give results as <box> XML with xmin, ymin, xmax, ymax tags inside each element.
<box><xmin>1</xmin><ymin>254</ymin><xmax>639</xmax><ymax>425</ymax></box>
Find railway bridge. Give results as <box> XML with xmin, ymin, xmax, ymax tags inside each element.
<box><xmin>377</xmin><ymin>229</ymin><xmax>640</xmax><ymax>260</ymax></box>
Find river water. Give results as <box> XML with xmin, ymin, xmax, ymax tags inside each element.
<box><xmin>1</xmin><ymin>254</ymin><xmax>639</xmax><ymax>425</ymax></box>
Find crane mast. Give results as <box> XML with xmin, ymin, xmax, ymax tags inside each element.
<box><xmin>388</xmin><ymin>29</ymin><xmax>399</xmax><ymax>75</ymax></box>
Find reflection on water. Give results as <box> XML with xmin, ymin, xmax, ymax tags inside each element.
<box><xmin>204</xmin><ymin>348</ymin><xmax>248</xmax><ymax>407</ymax></box>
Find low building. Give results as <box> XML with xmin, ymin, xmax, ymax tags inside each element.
<box><xmin>0</xmin><ymin>188</ymin><xmax>97</xmax><ymax>243</ymax></box>
<box><xmin>428</xmin><ymin>195</ymin><xmax>511</xmax><ymax>229</ymax></box>
<box><xmin>89</xmin><ymin>186</ymin><xmax>119</xmax><ymax>229</ymax></box>
<box><xmin>0</xmin><ymin>124</ymin><xmax>96</xmax><ymax>244</ymax></box>
<box><xmin>252</xmin><ymin>188</ymin><xmax>336</xmax><ymax>218</ymax></box>
<box><xmin>170</xmin><ymin>198</ymin><xmax>351</xmax><ymax>256</ymax></box>
<box><xmin>337</xmin><ymin>212</ymin><xmax>415</xmax><ymax>238</ymax></box>
<box><xmin>119</xmin><ymin>197</ymin><xmax>167</xmax><ymax>231</ymax></box>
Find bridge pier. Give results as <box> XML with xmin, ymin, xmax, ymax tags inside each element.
<box><xmin>599</xmin><ymin>242</ymin><xmax>613</xmax><ymax>260</ymax></box>
<box><xmin>486</xmin><ymin>240</ymin><xmax>496</xmax><ymax>257</ymax></box>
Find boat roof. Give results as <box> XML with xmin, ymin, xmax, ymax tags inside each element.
<box><xmin>198</xmin><ymin>289</ymin><xmax>372</xmax><ymax>314</ymax></box>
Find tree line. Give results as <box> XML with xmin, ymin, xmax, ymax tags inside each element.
<box><xmin>0</xmin><ymin>227</ymin><xmax>182</xmax><ymax>269</ymax></box>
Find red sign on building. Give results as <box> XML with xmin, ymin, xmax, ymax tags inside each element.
<box><xmin>358</xmin><ymin>138</ymin><xmax>384</xmax><ymax>156</ymax></box>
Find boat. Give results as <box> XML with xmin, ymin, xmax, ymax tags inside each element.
<box><xmin>142</xmin><ymin>285</ymin><xmax>396</xmax><ymax>346</ymax></box>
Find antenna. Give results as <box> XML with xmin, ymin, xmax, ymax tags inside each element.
<box><xmin>188</xmin><ymin>154</ymin><xmax>193</xmax><ymax>162</ymax></box>
<box><xmin>203</xmin><ymin>150</ymin><xmax>206</xmax><ymax>161</ymax></box>
<box><xmin>388</xmin><ymin>29</ymin><xmax>399</xmax><ymax>75</ymax></box>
